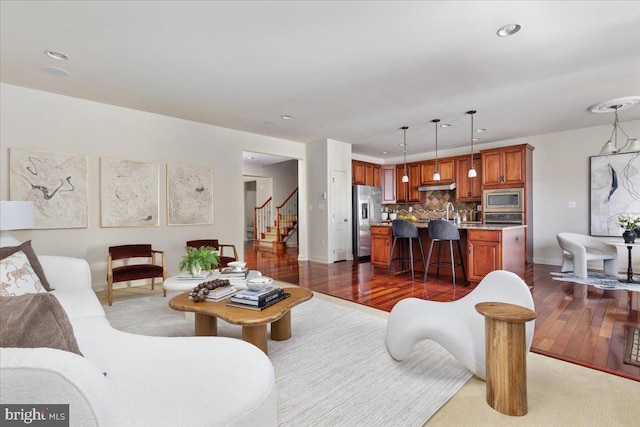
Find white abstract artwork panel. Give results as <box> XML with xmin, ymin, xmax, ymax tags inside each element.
<box><xmin>10</xmin><ymin>148</ymin><xmax>88</xmax><ymax>229</ymax></box>
<box><xmin>590</xmin><ymin>152</ymin><xmax>640</xmax><ymax>236</ymax></box>
<box><xmin>101</xmin><ymin>158</ymin><xmax>159</xmax><ymax>227</ymax></box>
<box><xmin>167</xmin><ymin>163</ymin><xmax>213</xmax><ymax>225</ymax></box>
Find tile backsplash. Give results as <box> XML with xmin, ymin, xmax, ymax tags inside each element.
<box><xmin>383</xmin><ymin>190</ymin><xmax>480</xmax><ymax>218</ymax></box>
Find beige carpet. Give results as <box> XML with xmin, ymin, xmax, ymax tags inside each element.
<box><xmin>99</xmin><ymin>287</ymin><xmax>640</xmax><ymax>426</ymax></box>
<box><xmin>314</xmin><ymin>293</ymin><xmax>640</xmax><ymax>426</ymax></box>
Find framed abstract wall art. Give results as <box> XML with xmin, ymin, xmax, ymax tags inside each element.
<box><xmin>590</xmin><ymin>152</ymin><xmax>640</xmax><ymax>236</ymax></box>
<box><xmin>167</xmin><ymin>163</ymin><xmax>213</xmax><ymax>225</ymax></box>
<box><xmin>9</xmin><ymin>148</ymin><xmax>88</xmax><ymax>229</ymax></box>
<box><xmin>100</xmin><ymin>157</ymin><xmax>159</xmax><ymax>227</ymax></box>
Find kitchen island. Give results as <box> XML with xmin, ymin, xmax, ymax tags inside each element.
<box><xmin>371</xmin><ymin>222</ymin><xmax>527</xmax><ymax>284</ymax></box>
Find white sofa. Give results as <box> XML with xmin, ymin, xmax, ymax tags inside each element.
<box><xmin>0</xmin><ymin>253</ymin><xmax>278</xmax><ymax>427</ymax></box>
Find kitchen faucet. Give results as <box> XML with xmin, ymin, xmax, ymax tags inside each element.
<box><xmin>445</xmin><ymin>202</ymin><xmax>455</xmax><ymax>221</ymax></box>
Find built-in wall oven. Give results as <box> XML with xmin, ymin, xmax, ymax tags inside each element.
<box><xmin>483</xmin><ymin>188</ymin><xmax>524</xmax><ymax>224</ymax></box>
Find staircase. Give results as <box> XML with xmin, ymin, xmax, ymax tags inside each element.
<box><xmin>254</xmin><ymin>188</ymin><xmax>298</xmax><ymax>253</ymax></box>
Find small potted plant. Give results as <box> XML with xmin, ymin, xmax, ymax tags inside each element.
<box><xmin>617</xmin><ymin>214</ymin><xmax>640</xmax><ymax>243</ymax></box>
<box><xmin>179</xmin><ymin>246</ymin><xmax>220</xmax><ymax>276</ymax></box>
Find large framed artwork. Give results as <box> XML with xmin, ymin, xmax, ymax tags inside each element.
<box><xmin>100</xmin><ymin>157</ymin><xmax>159</xmax><ymax>227</ymax></box>
<box><xmin>590</xmin><ymin>152</ymin><xmax>640</xmax><ymax>236</ymax></box>
<box><xmin>167</xmin><ymin>163</ymin><xmax>213</xmax><ymax>225</ymax></box>
<box><xmin>9</xmin><ymin>148</ymin><xmax>88</xmax><ymax>229</ymax></box>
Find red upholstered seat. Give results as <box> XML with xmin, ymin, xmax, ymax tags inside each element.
<box><xmin>186</xmin><ymin>240</ymin><xmax>238</xmax><ymax>269</ymax></box>
<box><xmin>107</xmin><ymin>244</ymin><xmax>166</xmax><ymax>306</ymax></box>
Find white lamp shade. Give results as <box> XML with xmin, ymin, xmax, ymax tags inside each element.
<box><xmin>599</xmin><ymin>141</ymin><xmax>617</xmax><ymax>155</ymax></box>
<box><xmin>401</xmin><ymin>175</ymin><xmax>409</xmax><ymax>183</ymax></box>
<box><xmin>468</xmin><ymin>167</ymin><xmax>477</xmax><ymax>178</ymax></box>
<box><xmin>433</xmin><ymin>171</ymin><xmax>441</xmax><ymax>181</ymax></box>
<box><xmin>624</xmin><ymin>138</ymin><xmax>640</xmax><ymax>152</ymax></box>
<box><xmin>0</xmin><ymin>201</ymin><xmax>34</xmax><ymax>230</ymax></box>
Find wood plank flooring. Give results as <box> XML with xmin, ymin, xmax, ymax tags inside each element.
<box><xmin>246</xmin><ymin>242</ymin><xmax>640</xmax><ymax>382</ymax></box>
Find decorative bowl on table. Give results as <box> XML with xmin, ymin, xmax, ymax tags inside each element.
<box><xmin>246</xmin><ymin>276</ymin><xmax>273</xmax><ymax>291</ymax></box>
<box><xmin>227</xmin><ymin>261</ymin><xmax>246</xmax><ymax>271</ymax></box>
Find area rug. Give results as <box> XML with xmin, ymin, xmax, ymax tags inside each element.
<box><xmin>625</xmin><ymin>327</ymin><xmax>640</xmax><ymax>367</ymax></box>
<box><xmin>550</xmin><ymin>271</ymin><xmax>640</xmax><ymax>292</ymax></box>
<box><xmin>104</xmin><ymin>293</ymin><xmax>472</xmax><ymax>426</ymax></box>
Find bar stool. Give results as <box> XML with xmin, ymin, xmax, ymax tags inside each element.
<box><xmin>387</xmin><ymin>219</ymin><xmax>426</xmax><ymax>281</ymax></box>
<box><xmin>424</xmin><ymin>219</ymin><xmax>467</xmax><ymax>286</ymax></box>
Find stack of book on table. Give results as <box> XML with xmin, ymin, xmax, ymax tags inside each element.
<box><xmin>226</xmin><ymin>286</ymin><xmax>289</xmax><ymax>311</ymax></box>
<box><xmin>220</xmin><ymin>267</ymin><xmax>250</xmax><ymax>285</ymax></box>
<box><xmin>204</xmin><ymin>285</ymin><xmax>237</xmax><ymax>302</ymax></box>
<box><xmin>177</xmin><ymin>271</ymin><xmax>213</xmax><ymax>281</ymax></box>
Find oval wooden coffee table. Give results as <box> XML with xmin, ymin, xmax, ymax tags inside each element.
<box><xmin>169</xmin><ymin>286</ymin><xmax>313</xmax><ymax>355</ymax></box>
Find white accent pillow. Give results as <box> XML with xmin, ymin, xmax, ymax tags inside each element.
<box><xmin>0</xmin><ymin>250</ymin><xmax>47</xmax><ymax>297</ymax></box>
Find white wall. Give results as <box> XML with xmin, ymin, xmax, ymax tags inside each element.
<box><xmin>0</xmin><ymin>83</ymin><xmax>308</xmax><ymax>289</ymax></box>
<box><xmin>306</xmin><ymin>140</ymin><xmax>329</xmax><ymax>262</ymax></box>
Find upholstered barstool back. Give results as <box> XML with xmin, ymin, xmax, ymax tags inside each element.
<box><xmin>186</xmin><ymin>239</ymin><xmax>238</xmax><ymax>269</ymax></box>
<box><xmin>387</xmin><ymin>219</ymin><xmax>425</xmax><ymax>281</ymax></box>
<box><xmin>425</xmin><ymin>219</ymin><xmax>467</xmax><ymax>286</ymax></box>
<box><xmin>107</xmin><ymin>244</ymin><xmax>166</xmax><ymax>306</ymax></box>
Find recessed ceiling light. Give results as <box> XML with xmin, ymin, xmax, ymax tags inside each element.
<box><xmin>497</xmin><ymin>24</ymin><xmax>521</xmax><ymax>37</ymax></box>
<box><xmin>398</xmin><ymin>143</ymin><xmax>406</xmax><ymax>147</ymax></box>
<box><xmin>44</xmin><ymin>50</ymin><xmax>68</xmax><ymax>61</ymax></box>
<box><xmin>43</xmin><ymin>66</ymin><xmax>70</xmax><ymax>77</ymax></box>
<box><xmin>472</xmin><ymin>138</ymin><xmax>480</xmax><ymax>142</ymax></box>
<box><xmin>281</xmin><ymin>115</ymin><xmax>293</xmax><ymax>120</ymax></box>
<box><xmin>476</xmin><ymin>128</ymin><xmax>487</xmax><ymax>132</ymax></box>
<box><xmin>382</xmin><ymin>151</ymin><xmax>389</xmax><ymax>155</ymax></box>
<box><xmin>440</xmin><ymin>124</ymin><xmax>452</xmax><ymax>128</ymax></box>
<box><xmin>588</xmin><ymin>96</ymin><xmax>640</xmax><ymax>113</ymax></box>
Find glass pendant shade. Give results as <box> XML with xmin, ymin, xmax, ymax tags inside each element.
<box><xmin>468</xmin><ymin>166</ymin><xmax>477</xmax><ymax>178</ymax></box>
<box><xmin>599</xmin><ymin>140</ymin><xmax>617</xmax><ymax>155</ymax></box>
<box><xmin>624</xmin><ymin>138</ymin><xmax>640</xmax><ymax>152</ymax></box>
<box><xmin>433</xmin><ymin>171</ymin><xmax>441</xmax><ymax>181</ymax></box>
<box><xmin>402</xmin><ymin>174</ymin><xmax>409</xmax><ymax>183</ymax></box>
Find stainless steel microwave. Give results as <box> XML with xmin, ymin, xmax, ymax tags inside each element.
<box><xmin>483</xmin><ymin>188</ymin><xmax>524</xmax><ymax>212</ymax></box>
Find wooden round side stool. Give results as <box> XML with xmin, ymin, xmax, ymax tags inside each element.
<box><xmin>475</xmin><ymin>301</ymin><xmax>536</xmax><ymax>416</ymax></box>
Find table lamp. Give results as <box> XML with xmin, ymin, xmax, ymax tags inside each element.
<box><xmin>0</xmin><ymin>200</ymin><xmax>34</xmax><ymax>246</ymax></box>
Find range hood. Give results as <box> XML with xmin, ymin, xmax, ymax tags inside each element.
<box><xmin>418</xmin><ymin>182</ymin><xmax>456</xmax><ymax>191</ymax></box>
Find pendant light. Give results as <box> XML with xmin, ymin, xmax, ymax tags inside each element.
<box><xmin>432</xmin><ymin>119</ymin><xmax>441</xmax><ymax>181</ymax></box>
<box><xmin>598</xmin><ymin>105</ymin><xmax>640</xmax><ymax>154</ymax></box>
<box><xmin>467</xmin><ymin>110</ymin><xmax>478</xmax><ymax>178</ymax></box>
<box><xmin>401</xmin><ymin>126</ymin><xmax>409</xmax><ymax>182</ymax></box>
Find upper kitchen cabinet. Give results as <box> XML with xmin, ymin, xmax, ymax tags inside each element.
<box><xmin>456</xmin><ymin>154</ymin><xmax>482</xmax><ymax>201</ymax></box>
<box><xmin>352</xmin><ymin>160</ymin><xmax>381</xmax><ymax>187</ymax></box>
<box><xmin>396</xmin><ymin>163</ymin><xmax>421</xmax><ymax>203</ymax></box>
<box><xmin>481</xmin><ymin>144</ymin><xmax>534</xmax><ymax>188</ymax></box>
<box><xmin>381</xmin><ymin>165</ymin><xmax>396</xmax><ymax>203</ymax></box>
<box><xmin>420</xmin><ymin>158</ymin><xmax>455</xmax><ymax>185</ymax></box>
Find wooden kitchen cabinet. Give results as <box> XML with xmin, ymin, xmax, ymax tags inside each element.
<box><xmin>420</xmin><ymin>158</ymin><xmax>455</xmax><ymax>185</ymax></box>
<box><xmin>371</xmin><ymin>226</ymin><xmax>392</xmax><ymax>267</ymax></box>
<box><xmin>467</xmin><ymin>228</ymin><xmax>525</xmax><ymax>282</ymax></box>
<box><xmin>396</xmin><ymin>163</ymin><xmax>421</xmax><ymax>202</ymax></box>
<box><xmin>352</xmin><ymin>161</ymin><xmax>365</xmax><ymax>185</ymax></box>
<box><xmin>455</xmin><ymin>154</ymin><xmax>482</xmax><ymax>201</ymax></box>
<box><xmin>481</xmin><ymin>144</ymin><xmax>533</xmax><ymax>188</ymax></box>
<box><xmin>381</xmin><ymin>165</ymin><xmax>396</xmax><ymax>203</ymax></box>
<box><xmin>352</xmin><ymin>160</ymin><xmax>381</xmax><ymax>187</ymax></box>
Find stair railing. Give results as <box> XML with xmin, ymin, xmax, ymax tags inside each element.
<box><xmin>275</xmin><ymin>188</ymin><xmax>298</xmax><ymax>243</ymax></box>
<box><xmin>254</xmin><ymin>197</ymin><xmax>272</xmax><ymax>241</ymax></box>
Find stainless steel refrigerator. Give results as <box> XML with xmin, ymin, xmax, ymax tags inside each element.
<box><xmin>352</xmin><ymin>185</ymin><xmax>382</xmax><ymax>259</ymax></box>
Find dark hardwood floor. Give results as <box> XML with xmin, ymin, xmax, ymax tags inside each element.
<box><xmin>244</xmin><ymin>242</ymin><xmax>640</xmax><ymax>382</ymax></box>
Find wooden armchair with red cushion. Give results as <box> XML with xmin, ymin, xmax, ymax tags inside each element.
<box><xmin>186</xmin><ymin>239</ymin><xmax>238</xmax><ymax>269</ymax></box>
<box><xmin>107</xmin><ymin>244</ymin><xmax>166</xmax><ymax>306</ymax></box>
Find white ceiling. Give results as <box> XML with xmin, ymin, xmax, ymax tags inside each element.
<box><xmin>2</xmin><ymin>1</ymin><xmax>639</xmax><ymax>163</ymax></box>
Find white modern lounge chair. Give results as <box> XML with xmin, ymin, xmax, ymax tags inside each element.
<box><xmin>385</xmin><ymin>270</ymin><xmax>534</xmax><ymax>380</ymax></box>
<box><xmin>557</xmin><ymin>232</ymin><xmax>618</xmax><ymax>279</ymax></box>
